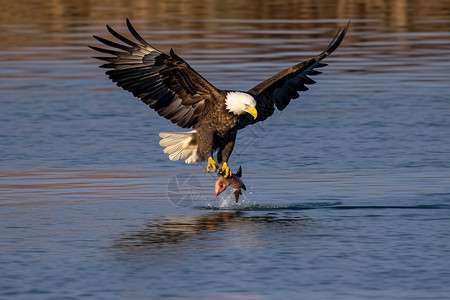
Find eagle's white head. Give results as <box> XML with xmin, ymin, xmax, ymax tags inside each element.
<box><xmin>225</xmin><ymin>92</ymin><xmax>258</xmax><ymax>119</ymax></box>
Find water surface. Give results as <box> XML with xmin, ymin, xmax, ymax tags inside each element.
<box><xmin>1</xmin><ymin>1</ymin><xmax>450</xmax><ymax>299</ymax></box>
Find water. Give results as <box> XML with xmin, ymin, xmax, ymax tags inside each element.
<box><xmin>1</xmin><ymin>1</ymin><xmax>450</xmax><ymax>299</ymax></box>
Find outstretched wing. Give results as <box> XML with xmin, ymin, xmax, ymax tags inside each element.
<box><xmin>238</xmin><ymin>22</ymin><xmax>349</xmax><ymax>129</ymax></box>
<box><xmin>90</xmin><ymin>19</ymin><xmax>221</xmax><ymax>128</ymax></box>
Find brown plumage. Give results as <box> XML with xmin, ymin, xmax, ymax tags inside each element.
<box><xmin>90</xmin><ymin>19</ymin><xmax>349</xmax><ymax>176</ymax></box>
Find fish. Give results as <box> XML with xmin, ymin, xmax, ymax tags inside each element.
<box><xmin>214</xmin><ymin>166</ymin><xmax>246</xmax><ymax>203</ymax></box>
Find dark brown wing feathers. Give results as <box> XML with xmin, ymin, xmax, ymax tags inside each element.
<box><xmin>239</xmin><ymin>22</ymin><xmax>349</xmax><ymax>129</ymax></box>
<box><xmin>90</xmin><ymin>19</ymin><xmax>219</xmax><ymax>128</ymax></box>
<box><xmin>91</xmin><ymin>20</ymin><xmax>348</xmax><ymax>131</ymax></box>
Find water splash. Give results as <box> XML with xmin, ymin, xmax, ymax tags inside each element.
<box><xmin>205</xmin><ymin>188</ymin><xmax>256</xmax><ymax>209</ymax></box>
<box><xmin>221</xmin><ymin>189</ymin><xmax>255</xmax><ymax>208</ymax></box>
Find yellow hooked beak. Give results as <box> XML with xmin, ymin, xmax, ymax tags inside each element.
<box><xmin>245</xmin><ymin>106</ymin><xmax>258</xmax><ymax>119</ymax></box>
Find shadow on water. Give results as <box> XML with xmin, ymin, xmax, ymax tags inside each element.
<box><xmin>113</xmin><ymin>202</ymin><xmax>449</xmax><ymax>252</ymax></box>
<box><xmin>114</xmin><ymin>211</ymin><xmax>311</xmax><ymax>251</ymax></box>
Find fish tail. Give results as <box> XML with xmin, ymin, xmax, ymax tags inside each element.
<box><xmin>233</xmin><ymin>189</ymin><xmax>240</xmax><ymax>203</ymax></box>
<box><xmin>159</xmin><ymin>130</ymin><xmax>198</xmax><ymax>164</ymax></box>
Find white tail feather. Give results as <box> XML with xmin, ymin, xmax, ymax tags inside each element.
<box><xmin>159</xmin><ymin>131</ymin><xmax>198</xmax><ymax>164</ymax></box>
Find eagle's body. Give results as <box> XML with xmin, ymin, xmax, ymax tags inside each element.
<box><xmin>158</xmin><ymin>91</ymin><xmax>248</xmax><ymax>167</ymax></box>
<box><xmin>90</xmin><ymin>19</ymin><xmax>349</xmax><ymax>177</ymax></box>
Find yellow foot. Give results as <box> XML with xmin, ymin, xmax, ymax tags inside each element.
<box><xmin>207</xmin><ymin>157</ymin><xmax>219</xmax><ymax>173</ymax></box>
<box><xmin>220</xmin><ymin>162</ymin><xmax>232</xmax><ymax>178</ymax></box>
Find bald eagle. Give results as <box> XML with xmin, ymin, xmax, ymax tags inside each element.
<box><xmin>90</xmin><ymin>19</ymin><xmax>348</xmax><ymax>177</ymax></box>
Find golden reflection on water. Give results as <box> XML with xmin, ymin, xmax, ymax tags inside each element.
<box><xmin>0</xmin><ymin>169</ymin><xmax>211</xmax><ymax>206</ymax></box>
<box><xmin>0</xmin><ymin>0</ymin><xmax>449</xmax><ymax>50</ymax></box>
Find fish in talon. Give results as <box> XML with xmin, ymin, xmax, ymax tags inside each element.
<box><xmin>215</xmin><ymin>166</ymin><xmax>246</xmax><ymax>203</ymax></box>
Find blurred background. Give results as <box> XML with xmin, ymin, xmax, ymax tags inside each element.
<box><xmin>1</xmin><ymin>1</ymin><xmax>449</xmax><ymax>299</ymax></box>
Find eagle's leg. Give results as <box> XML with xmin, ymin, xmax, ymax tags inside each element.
<box><xmin>207</xmin><ymin>157</ymin><xmax>219</xmax><ymax>173</ymax></box>
<box><xmin>217</xmin><ymin>136</ymin><xmax>235</xmax><ymax>178</ymax></box>
<box><xmin>220</xmin><ymin>162</ymin><xmax>232</xmax><ymax>178</ymax></box>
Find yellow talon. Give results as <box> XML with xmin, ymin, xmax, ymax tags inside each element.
<box><xmin>221</xmin><ymin>162</ymin><xmax>232</xmax><ymax>178</ymax></box>
<box><xmin>207</xmin><ymin>157</ymin><xmax>219</xmax><ymax>173</ymax></box>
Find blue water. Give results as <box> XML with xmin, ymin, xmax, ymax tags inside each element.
<box><xmin>1</xmin><ymin>1</ymin><xmax>450</xmax><ymax>299</ymax></box>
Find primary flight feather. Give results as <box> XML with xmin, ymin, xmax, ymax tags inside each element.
<box><xmin>90</xmin><ymin>19</ymin><xmax>349</xmax><ymax>177</ymax></box>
